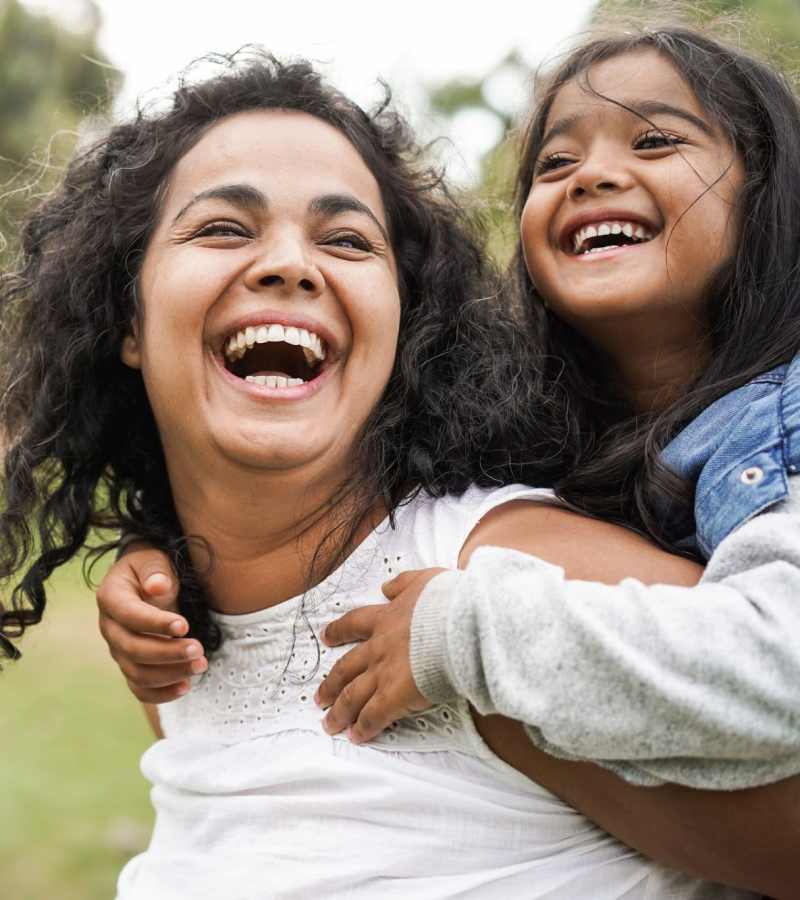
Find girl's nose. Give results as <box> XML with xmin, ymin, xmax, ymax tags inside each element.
<box><xmin>567</xmin><ymin>155</ymin><xmax>634</xmax><ymax>201</ymax></box>
<box><xmin>245</xmin><ymin>235</ymin><xmax>324</xmax><ymax>298</ymax></box>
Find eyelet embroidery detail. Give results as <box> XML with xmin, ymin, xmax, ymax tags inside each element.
<box><xmin>161</xmin><ymin>541</ymin><xmax>472</xmax><ymax>755</ymax></box>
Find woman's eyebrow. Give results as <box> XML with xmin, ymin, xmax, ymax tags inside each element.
<box><xmin>172</xmin><ymin>183</ymin><xmax>267</xmax><ymax>225</ymax></box>
<box><xmin>540</xmin><ymin>100</ymin><xmax>714</xmax><ymax>149</ymax></box>
<box><xmin>309</xmin><ymin>193</ymin><xmax>389</xmax><ymax>243</ymax></box>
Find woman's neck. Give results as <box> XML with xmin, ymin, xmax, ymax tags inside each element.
<box><xmin>168</xmin><ymin>459</ymin><xmax>379</xmax><ymax>615</ymax></box>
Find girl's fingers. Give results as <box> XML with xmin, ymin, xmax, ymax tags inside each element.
<box><xmin>321</xmin><ymin>606</ymin><xmax>380</xmax><ymax>646</ymax></box>
<box><xmin>315</xmin><ymin>643</ymin><xmax>369</xmax><ymax>709</ymax></box>
<box><xmin>100</xmin><ymin>615</ymin><xmax>204</xmax><ymax>666</ymax></box>
<box><xmin>122</xmin><ymin>546</ymin><xmax>177</xmax><ymax>595</ymax></box>
<box><xmin>381</xmin><ymin>569</ymin><xmax>423</xmax><ymax>600</ymax></box>
<box><xmin>349</xmin><ymin>692</ymin><xmax>395</xmax><ymax>744</ymax></box>
<box><xmin>97</xmin><ymin>579</ymin><xmax>187</xmax><ymax>638</ymax></box>
<box><xmin>322</xmin><ymin>673</ymin><xmax>376</xmax><ymax>736</ymax></box>
<box><xmin>127</xmin><ymin>680</ymin><xmax>191</xmax><ymax>705</ymax></box>
<box><xmin>116</xmin><ymin>654</ymin><xmax>206</xmax><ymax>690</ymax></box>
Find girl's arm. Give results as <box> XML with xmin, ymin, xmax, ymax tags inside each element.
<box><xmin>450</xmin><ymin>499</ymin><xmax>800</xmax><ymax>897</ymax></box>
<box><xmin>412</xmin><ymin>487</ymin><xmax>800</xmax><ymax>789</ymax></box>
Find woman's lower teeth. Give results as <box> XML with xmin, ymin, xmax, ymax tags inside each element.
<box><xmin>244</xmin><ymin>374</ymin><xmax>305</xmax><ymax>388</ymax></box>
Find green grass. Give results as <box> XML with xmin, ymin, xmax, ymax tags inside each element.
<box><xmin>0</xmin><ymin>558</ymin><xmax>155</xmax><ymax>900</ymax></box>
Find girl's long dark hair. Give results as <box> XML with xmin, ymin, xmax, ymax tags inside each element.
<box><xmin>0</xmin><ymin>50</ymin><xmax>556</xmax><ymax>660</ymax></box>
<box><xmin>513</xmin><ymin>27</ymin><xmax>800</xmax><ymax>549</ymax></box>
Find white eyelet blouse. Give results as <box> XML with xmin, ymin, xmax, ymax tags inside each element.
<box><xmin>116</xmin><ymin>485</ymin><xmax>754</xmax><ymax>900</ymax></box>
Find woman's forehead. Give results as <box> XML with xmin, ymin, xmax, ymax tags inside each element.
<box><xmin>161</xmin><ymin>109</ymin><xmax>388</xmax><ymax>224</ymax></box>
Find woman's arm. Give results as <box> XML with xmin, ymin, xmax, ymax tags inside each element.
<box><xmin>472</xmin><ymin>713</ymin><xmax>800</xmax><ymax>898</ymax></box>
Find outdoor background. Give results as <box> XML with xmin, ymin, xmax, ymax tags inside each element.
<box><xmin>1</xmin><ymin>1</ymin><xmax>798</xmax><ymax>897</ymax></box>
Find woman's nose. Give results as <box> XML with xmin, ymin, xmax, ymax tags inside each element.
<box><xmin>245</xmin><ymin>235</ymin><xmax>323</xmax><ymax>297</ymax></box>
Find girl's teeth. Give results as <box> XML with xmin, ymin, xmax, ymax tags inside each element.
<box><xmin>571</xmin><ymin>220</ymin><xmax>655</xmax><ymax>254</ymax></box>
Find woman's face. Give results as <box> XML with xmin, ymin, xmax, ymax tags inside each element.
<box><xmin>123</xmin><ymin>110</ymin><xmax>400</xmax><ymax>484</ymax></box>
<box><xmin>520</xmin><ymin>49</ymin><xmax>743</xmax><ymax>335</ymax></box>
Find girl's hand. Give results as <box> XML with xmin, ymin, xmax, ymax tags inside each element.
<box><xmin>96</xmin><ymin>546</ymin><xmax>207</xmax><ymax>703</ymax></box>
<box><xmin>315</xmin><ymin>567</ymin><xmax>446</xmax><ymax>742</ymax></box>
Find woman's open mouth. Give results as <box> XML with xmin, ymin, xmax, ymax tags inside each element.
<box><xmin>222</xmin><ymin>323</ymin><xmax>327</xmax><ymax>389</ymax></box>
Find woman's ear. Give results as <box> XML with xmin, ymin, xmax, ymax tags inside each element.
<box><xmin>121</xmin><ymin>328</ymin><xmax>142</xmax><ymax>369</ymax></box>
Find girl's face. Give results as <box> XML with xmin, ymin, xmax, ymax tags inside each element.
<box><xmin>521</xmin><ymin>49</ymin><xmax>744</xmax><ymax>335</ymax></box>
<box><xmin>122</xmin><ymin>110</ymin><xmax>400</xmax><ymax>484</ymax></box>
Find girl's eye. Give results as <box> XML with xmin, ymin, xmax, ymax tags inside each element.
<box><xmin>535</xmin><ymin>153</ymin><xmax>575</xmax><ymax>176</ymax></box>
<box><xmin>193</xmin><ymin>221</ymin><xmax>250</xmax><ymax>239</ymax></box>
<box><xmin>325</xmin><ymin>232</ymin><xmax>374</xmax><ymax>252</ymax></box>
<box><xmin>634</xmin><ymin>130</ymin><xmax>687</xmax><ymax>151</ymax></box>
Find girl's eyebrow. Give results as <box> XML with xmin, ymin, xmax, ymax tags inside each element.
<box><xmin>171</xmin><ymin>185</ymin><xmax>389</xmax><ymax>242</ymax></box>
<box><xmin>540</xmin><ymin>99</ymin><xmax>715</xmax><ymax>150</ymax></box>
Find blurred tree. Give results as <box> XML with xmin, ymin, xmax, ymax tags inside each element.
<box><xmin>593</xmin><ymin>0</ymin><xmax>800</xmax><ymax>64</ymax></box>
<box><xmin>0</xmin><ymin>0</ymin><xmax>121</xmax><ymax>264</ymax></box>
<box><xmin>427</xmin><ymin>51</ymin><xmax>536</xmax><ymax>265</ymax></box>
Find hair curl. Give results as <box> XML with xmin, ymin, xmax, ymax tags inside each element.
<box><xmin>0</xmin><ymin>50</ymin><xmax>555</xmax><ymax>660</ymax></box>
<box><xmin>513</xmin><ymin>26</ymin><xmax>800</xmax><ymax>550</ymax></box>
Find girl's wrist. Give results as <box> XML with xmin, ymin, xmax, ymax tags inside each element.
<box><xmin>409</xmin><ymin>570</ymin><xmax>461</xmax><ymax>704</ymax></box>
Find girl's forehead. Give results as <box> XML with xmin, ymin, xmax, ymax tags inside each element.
<box><xmin>545</xmin><ymin>49</ymin><xmax>705</xmax><ymax>130</ymax></box>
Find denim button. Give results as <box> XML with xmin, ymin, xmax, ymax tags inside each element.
<box><xmin>740</xmin><ymin>466</ymin><xmax>764</xmax><ymax>485</ymax></box>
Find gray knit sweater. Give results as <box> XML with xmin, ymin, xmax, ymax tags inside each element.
<box><xmin>410</xmin><ymin>481</ymin><xmax>800</xmax><ymax>789</ymax></box>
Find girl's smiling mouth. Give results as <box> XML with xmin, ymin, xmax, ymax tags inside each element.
<box><xmin>558</xmin><ymin>211</ymin><xmax>662</xmax><ymax>257</ymax></box>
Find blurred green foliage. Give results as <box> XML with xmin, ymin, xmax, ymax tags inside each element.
<box><xmin>0</xmin><ymin>0</ymin><xmax>120</xmax><ymax>265</ymax></box>
<box><xmin>593</xmin><ymin>0</ymin><xmax>800</xmax><ymax>62</ymax></box>
<box><xmin>0</xmin><ymin>555</ymin><xmax>154</xmax><ymax>900</ymax></box>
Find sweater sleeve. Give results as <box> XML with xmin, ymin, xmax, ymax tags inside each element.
<box><xmin>409</xmin><ymin>479</ymin><xmax>800</xmax><ymax>789</ymax></box>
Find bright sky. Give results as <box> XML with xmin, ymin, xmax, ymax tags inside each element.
<box><xmin>25</xmin><ymin>0</ymin><xmax>599</xmax><ymax>181</ymax></box>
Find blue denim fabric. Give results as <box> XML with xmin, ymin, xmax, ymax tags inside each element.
<box><xmin>661</xmin><ymin>355</ymin><xmax>800</xmax><ymax>558</ymax></box>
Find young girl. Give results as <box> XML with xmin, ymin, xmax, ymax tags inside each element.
<box><xmin>0</xmin><ymin>51</ymin><xmax>749</xmax><ymax>899</ymax></box>
<box><xmin>96</xmin><ymin>28</ymin><xmax>800</xmax><ymax>897</ymax></box>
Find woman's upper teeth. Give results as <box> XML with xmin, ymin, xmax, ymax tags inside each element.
<box><xmin>224</xmin><ymin>324</ymin><xmax>326</xmax><ymax>364</ymax></box>
<box><xmin>572</xmin><ymin>221</ymin><xmax>655</xmax><ymax>254</ymax></box>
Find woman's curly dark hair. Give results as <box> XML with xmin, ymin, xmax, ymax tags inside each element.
<box><xmin>512</xmin><ymin>26</ymin><xmax>800</xmax><ymax>551</ymax></box>
<box><xmin>0</xmin><ymin>50</ymin><xmax>554</xmax><ymax>660</ymax></box>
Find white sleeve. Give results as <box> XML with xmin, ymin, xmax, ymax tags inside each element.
<box><xmin>410</xmin><ymin>479</ymin><xmax>800</xmax><ymax>789</ymax></box>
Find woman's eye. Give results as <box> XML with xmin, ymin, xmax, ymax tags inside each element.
<box><xmin>635</xmin><ymin>130</ymin><xmax>686</xmax><ymax>151</ymax></box>
<box><xmin>534</xmin><ymin>153</ymin><xmax>575</xmax><ymax>177</ymax></box>
<box><xmin>325</xmin><ymin>233</ymin><xmax>373</xmax><ymax>252</ymax></box>
<box><xmin>193</xmin><ymin>221</ymin><xmax>250</xmax><ymax>239</ymax></box>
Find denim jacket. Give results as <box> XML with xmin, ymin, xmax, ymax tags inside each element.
<box><xmin>662</xmin><ymin>354</ymin><xmax>800</xmax><ymax>558</ymax></box>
